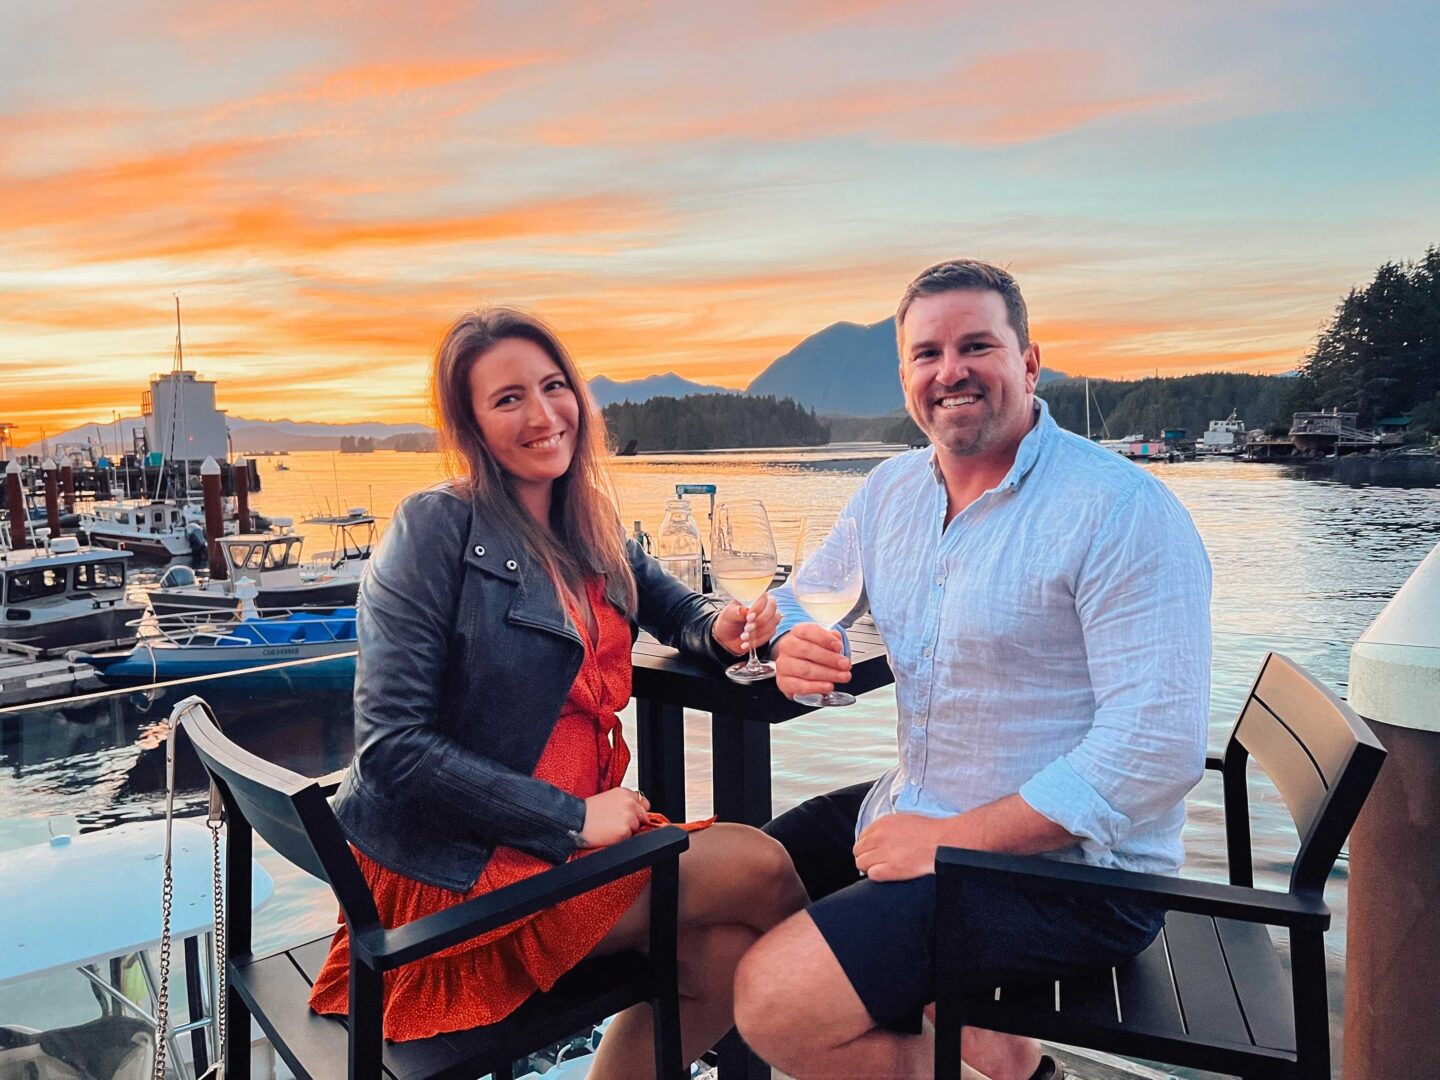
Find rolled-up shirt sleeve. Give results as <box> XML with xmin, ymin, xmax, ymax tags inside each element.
<box><xmin>1018</xmin><ymin>478</ymin><xmax>1211</xmax><ymax>852</ymax></box>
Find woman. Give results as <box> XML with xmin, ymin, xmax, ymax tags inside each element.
<box><xmin>310</xmin><ymin>309</ymin><xmax>808</xmax><ymax>1078</ymax></box>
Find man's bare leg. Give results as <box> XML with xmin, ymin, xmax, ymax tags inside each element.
<box><xmin>735</xmin><ymin>910</ymin><xmax>1016</xmax><ymax>1079</ymax></box>
<box><xmin>925</xmin><ymin>1007</ymin><xmax>1044</xmax><ymax>1080</ymax></box>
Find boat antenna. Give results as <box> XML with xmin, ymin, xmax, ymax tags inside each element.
<box><xmin>332</xmin><ymin>452</ymin><xmax>342</xmax><ymax>518</ymax></box>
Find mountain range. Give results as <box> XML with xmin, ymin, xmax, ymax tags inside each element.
<box><xmin>588</xmin><ymin>373</ymin><xmax>733</xmax><ymax>405</ymax></box>
<box><xmin>19</xmin><ymin>315</ymin><xmax>1069</xmax><ymax>452</ymax></box>
<box><xmin>745</xmin><ymin>317</ymin><xmax>1067</xmax><ymax>415</ymax></box>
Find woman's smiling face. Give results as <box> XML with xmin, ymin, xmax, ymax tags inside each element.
<box><xmin>468</xmin><ymin>336</ymin><xmax>581</xmax><ymax>492</ymax></box>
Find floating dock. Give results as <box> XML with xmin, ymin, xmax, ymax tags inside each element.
<box><xmin>0</xmin><ymin>649</ymin><xmax>103</xmax><ymax>708</ymax></box>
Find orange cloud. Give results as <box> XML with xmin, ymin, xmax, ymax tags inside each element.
<box><xmin>540</xmin><ymin>46</ymin><xmax>1212</xmax><ymax>148</ymax></box>
<box><xmin>0</xmin><ymin>135</ymin><xmax>670</xmax><ymax>265</ymax></box>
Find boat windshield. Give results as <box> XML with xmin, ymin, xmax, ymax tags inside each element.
<box><xmin>74</xmin><ymin>561</ymin><xmax>125</xmax><ymax>590</ymax></box>
<box><xmin>226</xmin><ymin>538</ymin><xmax>301</xmax><ymax>572</ymax></box>
<box><xmin>5</xmin><ymin>567</ymin><xmax>69</xmax><ymax>605</ymax></box>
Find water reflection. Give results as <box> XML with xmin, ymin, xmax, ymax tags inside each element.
<box><xmin>2</xmin><ymin>451</ymin><xmax>1437</xmax><ymax>1075</ymax></box>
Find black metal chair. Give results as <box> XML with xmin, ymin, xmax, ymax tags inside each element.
<box><xmin>934</xmin><ymin>652</ymin><xmax>1386</xmax><ymax>1080</ymax></box>
<box><xmin>173</xmin><ymin>694</ymin><xmax>690</xmax><ymax>1080</ymax></box>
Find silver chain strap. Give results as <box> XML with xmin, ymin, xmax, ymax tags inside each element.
<box><xmin>151</xmin><ymin>721</ymin><xmax>179</xmax><ymax>1080</ymax></box>
<box><xmin>152</xmin><ymin>716</ymin><xmax>228</xmax><ymax>1080</ymax></box>
<box><xmin>204</xmin><ymin>787</ymin><xmax>227</xmax><ymax>1080</ymax></box>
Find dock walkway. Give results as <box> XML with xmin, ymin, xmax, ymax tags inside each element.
<box><xmin>0</xmin><ymin>649</ymin><xmax>102</xmax><ymax>707</ymax></box>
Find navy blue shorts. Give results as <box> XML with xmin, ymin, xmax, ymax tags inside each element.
<box><xmin>764</xmin><ymin>782</ymin><xmax>1164</xmax><ymax>1032</ymax></box>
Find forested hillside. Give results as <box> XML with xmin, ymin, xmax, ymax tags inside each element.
<box><xmin>882</xmin><ymin>372</ymin><xmax>1293</xmax><ymax>445</ymax></box>
<box><xmin>603</xmin><ymin>394</ymin><xmax>828</xmax><ymax>451</ymax></box>
<box><xmin>1286</xmin><ymin>246</ymin><xmax>1440</xmax><ymax>433</ymax></box>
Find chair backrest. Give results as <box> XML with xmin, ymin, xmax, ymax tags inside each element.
<box><xmin>1223</xmin><ymin>653</ymin><xmax>1386</xmax><ymax>893</ymax></box>
<box><xmin>173</xmin><ymin>695</ymin><xmax>379</xmax><ymax>929</ymax></box>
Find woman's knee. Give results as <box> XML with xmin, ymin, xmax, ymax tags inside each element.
<box><xmin>693</xmin><ymin>825</ymin><xmax>804</xmax><ymax>919</ymax></box>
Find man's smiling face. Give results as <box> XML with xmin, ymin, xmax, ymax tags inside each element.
<box><xmin>899</xmin><ymin>288</ymin><xmax>1040</xmax><ymax>461</ymax></box>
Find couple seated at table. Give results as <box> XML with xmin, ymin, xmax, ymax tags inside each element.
<box><xmin>314</xmin><ymin>259</ymin><xmax>1212</xmax><ymax>1080</ymax></box>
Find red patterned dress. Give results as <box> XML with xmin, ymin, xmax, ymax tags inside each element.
<box><xmin>309</xmin><ymin>575</ymin><xmax>711</xmax><ymax>1041</ymax></box>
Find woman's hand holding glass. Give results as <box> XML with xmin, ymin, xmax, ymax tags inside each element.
<box><xmin>711</xmin><ymin>590</ymin><xmax>780</xmax><ymax>657</ymax></box>
<box><xmin>578</xmin><ymin>786</ymin><xmax>650</xmax><ymax>848</ymax></box>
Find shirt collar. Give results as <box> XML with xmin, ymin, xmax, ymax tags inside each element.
<box><xmin>925</xmin><ymin>396</ymin><xmax>1053</xmax><ymax>493</ymax></box>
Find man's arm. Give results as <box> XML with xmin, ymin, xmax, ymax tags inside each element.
<box><xmin>1016</xmin><ymin>479</ymin><xmax>1211</xmax><ymax>855</ymax></box>
<box><xmin>855</xmin><ymin>795</ymin><xmax>1077</xmax><ymax>881</ymax></box>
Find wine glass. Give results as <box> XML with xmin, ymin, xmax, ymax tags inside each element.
<box><xmin>711</xmin><ymin>499</ymin><xmax>778</xmax><ymax>683</ymax></box>
<box><xmin>791</xmin><ymin>515</ymin><xmax>863</xmax><ymax>707</ymax></box>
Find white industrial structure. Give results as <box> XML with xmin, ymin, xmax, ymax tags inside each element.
<box><xmin>141</xmin><ymin>297</ymin><xmax>229</xmax><ymax>464</ymax></box>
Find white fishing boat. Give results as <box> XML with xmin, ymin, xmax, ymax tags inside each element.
<box><xmin>146</xmin><ymin>527</ymin><xmax>362</xmax><ymax>617</ymax></box>
<box><xmin>299</xmin><ymin>507</ymin><xmax>377</xmax><ymax>579</ymax></box>
<box><xmin>78</xmin><ymin>498</ymin><xmax>208</xmax><ymax>560</ymax></box>
<box><xmin>0</xmin><ymin>535</ymin><xmax>144</xmax><ymax>653</ymax></box>
<box><xmin>1199</xmin><ymin>410</ymin><xmax>1248</xmax><ymax>455</ymax></box>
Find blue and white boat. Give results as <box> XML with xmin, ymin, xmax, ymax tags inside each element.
<box><xmin>75</xmin><ymin>607</ymin><xmax>357</xmax><ymax>684</ymax></box>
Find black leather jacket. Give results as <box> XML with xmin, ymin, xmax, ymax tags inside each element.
<box><xmin>333</xmin><ymin>486</ymin><xmax>730</xmax><ymax>891</ymax></box>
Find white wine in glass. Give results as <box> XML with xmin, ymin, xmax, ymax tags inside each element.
<box><xmin>792</xmin><ymin>515</ymin><xmax>863</xmax><ymax>707</ymax></box>
<box><xmin>711</xmin><ymin>500</ymin><xmax>778</xmax><ymax>683</ymax></box>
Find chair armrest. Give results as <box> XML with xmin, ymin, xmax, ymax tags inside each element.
<box><xmin>356</xmin><ymin>826</ymin><xmax>691</xmax><ymax>971</ymax></box>
<box><xmin>935</xmin><ymin>847</ymin><xmax>1329</xmax><ymax>931</ymax></box>
<box><xmin>1205</xmin><ymin>752</ymin><xmax>1225</xmax><ymax>772</ymax></box>
<box><xmin>316</xmin><ymin>769</ymin><xmax>347</xmax><ymax>796</ymax></box>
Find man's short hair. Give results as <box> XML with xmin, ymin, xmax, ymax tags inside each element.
<box><xmin>895</xmin><ymin>260</ymin><xmax>1030</xmax><ymax>354</ymax></box>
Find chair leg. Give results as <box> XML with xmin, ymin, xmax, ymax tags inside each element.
<box><xmin>934</xmin><ymin>990</ymin><xmax>965</xmax><ymax>1080</ymax></box>
<box><xmin>1290</xmin><ymin>930</ymin><xmax>1330</xmax><ymax>1080</ymax></box>
<box><xmin>225</xmin><ymin>973</ymin><xmax>251</xmax><ymax>1080</ymax></box>
<box><xmin>348</xmin><ymin>959</ymin><xmax>384</xmax><ymax>1080</ymax></box>
<box><xmin>649</xmin><ymin>854</ymin><xmax>685</xmax><ymax>1080</ymax></box>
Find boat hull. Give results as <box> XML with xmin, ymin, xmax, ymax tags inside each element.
<box><xmin>0</xmin><ymin>604</ymin><xmax>144</xmax><ymax>653</ymax></box>
<box><xmin>86</xmin><ymin>531</ymin><xmax>193</xmax><ymax>561</ymax></box>
<box><xmin>90</xmin><ymin>638</ymin><xmax>357</xmax><ymax>682</ymax></box>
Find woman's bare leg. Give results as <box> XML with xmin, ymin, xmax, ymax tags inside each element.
<box><xmin>588</xmin><ymin>924</ymin><xmax>756</xmax><ymax>1079</ymax></box>
<box><xmin>585</xmin><ymin>824</ymin><xmax>807</xmax><ymax>1080</ymax></box>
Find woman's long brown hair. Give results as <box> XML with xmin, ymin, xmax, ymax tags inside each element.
<box><xmin>431</xmin><ymin>308</ymin><xmax>638</xmax><ymax>617</ymax></box>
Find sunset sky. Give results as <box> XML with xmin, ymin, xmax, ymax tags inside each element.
<box><xmin>3</xmin><ymin>0</ymin><xmax>1438</xmax><ymax>445</ymax></box>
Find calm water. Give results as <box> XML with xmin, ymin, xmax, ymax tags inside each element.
<box><xmin>2</xmin><ymin>447</ymin><xmax>1438</xmax><ymax>1074</ymax></box>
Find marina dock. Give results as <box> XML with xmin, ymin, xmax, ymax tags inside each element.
<box><xmin>0</xmin><ymin>647</ymin><xmax>102</xmax><ymax>708</ymax></box>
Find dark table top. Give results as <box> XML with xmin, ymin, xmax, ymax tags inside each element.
<box><xmin>630</xmin><ymin>616</ymin><xmax>894</xmax><ymax>720</ymax></box>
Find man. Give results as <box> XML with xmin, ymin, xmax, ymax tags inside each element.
<box><xmin>733</xmin><ymin>260</ymin><xmax>1211</xmax><ymax>1080</ymax></box>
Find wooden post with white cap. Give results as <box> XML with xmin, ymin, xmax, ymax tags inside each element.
<box><xmin>201</xmin><ymin>456</ymin><xmax>227</xmax><ymax>582</ymax></box>
<box><xmin>4</xmin><ymin>460</ymin><xmax>25</xmax><ymax>550</ymax></box>
<box><xmin>1344</xmin><ymin>540</ymin><xmax>1440</xmax><ymax>1076</ymax></box>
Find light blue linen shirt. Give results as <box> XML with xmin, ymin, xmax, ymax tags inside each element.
<box><xmin>773</xmin><ymin>398</ymin><xmax>1212</xmax><ymax>875</ymax></box>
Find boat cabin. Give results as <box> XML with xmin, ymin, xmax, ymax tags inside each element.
<box><xmin>86</xmin><ymin>500</ymin><xmax>193</xmax><ymax>535</ymax></box>
<box><xmin>219</xmin><ymin>534</ymin><xmax>305</xmax><ymax>578</ymax></box>
<box><xmin>0</xmin><ymin>541</ymin><xmax>133</xmax><ymax>617</ymax></box>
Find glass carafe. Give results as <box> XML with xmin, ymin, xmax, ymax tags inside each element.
<box><xmin>655</xmin><ymin>499</ymin><xmax>703</xmax><ymax>592</ymax></box>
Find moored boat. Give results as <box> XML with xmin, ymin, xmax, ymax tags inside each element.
<box><xmin>75</xmin><ymin>607</ymin><xmax>358</xmax><ymax>683</ymax></box>
<box><xmin>0</xmin><ymin>535</ymin><xmax>144</xmax><ymax>654</ymax></box>
<box><xmin>79</xmin><ymin>499</ymin><xmax>207</xmax><ymax>560</ymax></box>
<box><xmin>146</xmin><ymin>528</ymin><xmax>363</xmax><ymax>616</ymax></box>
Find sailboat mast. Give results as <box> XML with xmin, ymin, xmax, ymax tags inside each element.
<box><xmin>173</xmin><ymin>294</ymin><xmax>190</xmax><ymax>504</ymax></box>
